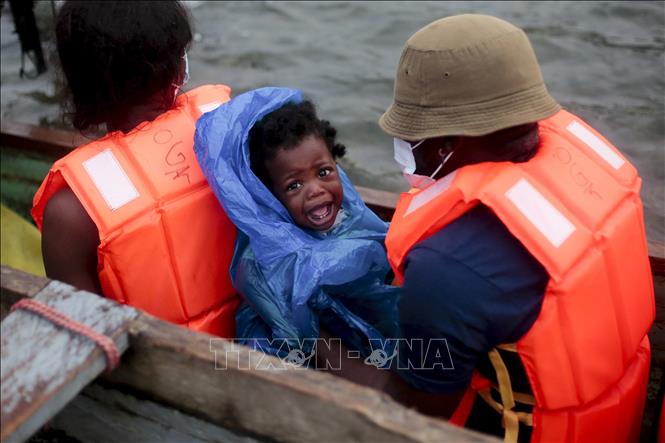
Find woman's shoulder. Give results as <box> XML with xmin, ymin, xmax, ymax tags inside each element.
<box><xmin>43</xmin><ymin>187</ymin><xmax>94</xmax><ymax>231</ymax></box>
<box><xmin>41</xmin><ymin>186</ymin><xmax>101</xmax><ymax>294</ymax></box>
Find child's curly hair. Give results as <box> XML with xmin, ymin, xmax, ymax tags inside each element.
<box><xmin>249</xmin><ymin>100</ymin><xmax>346</xmax><ymax>186</ymax></box>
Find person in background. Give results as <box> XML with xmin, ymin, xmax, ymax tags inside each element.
<box><xmin>32</xmin><ymin>0</ymin><xmax>240</xmax><ymax>337</ymax></box>
<box><xmin>7</xmin><ymin>0</ymin><xmax>47</xmax><ymax>77</ymax></box>
<box><xmin>194</xmin><ymin>87</ymin><xmax>401</xmax><ymax>387</ymax></box>
<box><xmin>379</xmin><ymin>14</ymin><xmax>654</xmax><ymax>442</ymax></box>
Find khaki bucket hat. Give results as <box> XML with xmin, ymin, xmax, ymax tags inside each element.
<box><xmin>379</xmin><ymin>14</ymin><xmax>561</xmax><ymax>140</ymax></box>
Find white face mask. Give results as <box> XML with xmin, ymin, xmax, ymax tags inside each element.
<box><xmin>393</xmin><ymin>138</ymin><xmax>453</xmax><ymax>189</ymax></box>
<box><xmin>173</xmin><ymin>51</ymin><xmax>190</xmax><ymax>89</ymax></box>
<box><xmin>172</xmin><ymin>51</ymin><xmax>190</xmax><ymax>103</ymax></box>
<box><xmin>182</xmin><ymin>51</ymin><xmax>190</xmax><ymax>86</ymax></box>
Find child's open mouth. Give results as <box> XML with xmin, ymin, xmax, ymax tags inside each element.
<box><xmin>306</xmin><ymin>203</ymin><xmax>336</xmax><ymax>228</ymax></box>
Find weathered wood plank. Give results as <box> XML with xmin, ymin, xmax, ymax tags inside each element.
<box><xmin>0</xmin><ymin>121</ymin><xmax>81</xmax><ymax>159</ymax></box>
<box><xmin>46</xmin><ymin>383</ymin><xmax>259</xmax><ymax>443</ymax></box>
<box><xmin>1</xmin><ymin>281</ymin><xmax>139</xmax><ymax>443</ymax></box>
<box><xmin>103</xmin><ymin>316</ymin><xmax>498</xmax><ymax>443</ymax></box>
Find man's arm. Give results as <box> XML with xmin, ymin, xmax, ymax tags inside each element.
<box><xmin>41</xmin><ymin>187</ymin><xmax>102</xmax><ymax>294</ymax></box>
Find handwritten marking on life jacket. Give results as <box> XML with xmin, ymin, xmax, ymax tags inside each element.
<box><xmin>554</xmin><ymin>146</ymin><xmax>603</xmax><ymax>200</ymax></box>
<box><xmin>165</xmin><ymin>166</ymin><xmax>191</xmax><ymax>184</ymax></box>
<box><xmin>163</xmin><ymin>141</ymin><xmax>191</xmax><ymax>184</ymax></box>
<box><xmin>165</xmin><ymin>141</ymin><xmax>187</xmax><ymax>166</ymax></box>
<box><xmin>153</xmin><ymin>129</ymin><xmax>174</xmax><ymax>145</ymax></box>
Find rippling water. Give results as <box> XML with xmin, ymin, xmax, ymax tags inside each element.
<box><xmin>1</xmin><ymin>1</ymin><xmax>663</xmax><ymax>246</ymax></box>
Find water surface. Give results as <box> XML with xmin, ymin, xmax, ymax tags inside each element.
<box><xmin>1</xmin><ymin>1</ymin><xmax>663</xmax><ymax>246</ymax></box>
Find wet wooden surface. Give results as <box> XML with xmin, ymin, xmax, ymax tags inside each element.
<box><xmin>104</xmin><ymin>315</ymin><xmax>496</xmax><ymax>443</ymax></box>
<box><xmin>47</xmin><ymin>383</ymin><xmax>258</xmax><ymax>443</ymax></box>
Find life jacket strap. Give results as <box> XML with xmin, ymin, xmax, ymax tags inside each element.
<box><xmin>474</xmin><ymin>346</ymin><xmax>535</xmax><ymax>443</ymax></box>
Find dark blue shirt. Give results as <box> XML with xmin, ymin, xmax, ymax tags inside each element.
<box><xmin>395</xmin><ymin>205</ymin><xmax>548</xmax><ymax>393</ymax></box>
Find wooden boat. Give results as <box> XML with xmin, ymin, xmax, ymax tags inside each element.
<box><xmin>1</xmin><ymin>120</ymin><xmax>663</xmax><ymax>443</ymax></box>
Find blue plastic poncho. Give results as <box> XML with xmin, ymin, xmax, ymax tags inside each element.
<box><xmin>194</xmin><ymin>87</ymin><xmax>400</xmax><ymax>365</ymax></box>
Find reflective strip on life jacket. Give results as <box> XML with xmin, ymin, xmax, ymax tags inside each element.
<box><xmin>82</xmin><ymin>149</ymin><xmax>139</xmax><ymax>211</ymax></box>
<box><xmin>32</xmin><ymin>84</ymin><xmax>241</xmax><ymax>338</ymax></box>
<box><xmin>504</xmin><ymin>178</ymin><xmax>576</xmax><ymax>248</ymax></box>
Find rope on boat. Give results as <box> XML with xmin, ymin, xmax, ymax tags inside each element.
<box><xmin>10</xmin><ymin>298</ymin><xmax>120</xmax><ymax>371</ymax></box>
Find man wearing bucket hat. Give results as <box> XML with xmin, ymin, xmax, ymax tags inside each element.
<box><xmin>380</xmin><ymin>14</ymin><xmax>654</xmax><ymax>442</ymax></box>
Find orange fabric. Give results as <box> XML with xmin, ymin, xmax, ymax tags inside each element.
<box><xmin>534</xmin><ymin>337</ymin><xmax>650</xmax><ymax>442</ymax></box>
<box><xmin>386</xmin><ymin>109</ymin><xmax>655</xmax><ymax>441</ymax></box>
<box><xmin>32</xmin><ymin>84</ymin><xmax>240</xmax><ymax>337</ymax></box>
<box><xmin>449</xmin><ymin>372</ymin><xmax>492</xmax><ymax>427</ymax></box>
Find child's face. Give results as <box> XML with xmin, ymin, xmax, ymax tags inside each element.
<box><xmin>266</xmin><ymin>135</ymin><xmax>343</xmax><ymax>231</ymax></box>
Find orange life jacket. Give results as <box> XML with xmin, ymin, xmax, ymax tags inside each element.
<box><xmin>386</xmin><ymin>109</ymin><xmax>655</xmax><ymax>442</ymax></box>
<box><xmin>32</xmin><ymin>84</ymin><xmax>240</xmax><ymax>337</ymax></box>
